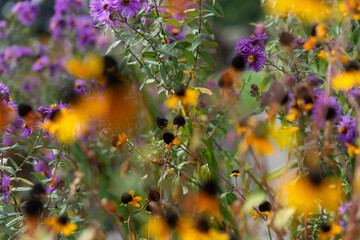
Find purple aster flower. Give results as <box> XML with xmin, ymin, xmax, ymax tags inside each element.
<box><xmin>74</xmin><ymin>80</ymin><xmax>87</xmax><ymax>95</ymax></box>
<box><xmin>38</xmin><ymin>102</ymin><xmax>68</xmax><ymax>120</ymax></box>
<box><xmin>0</xmin><ymin>82</ymin><xmax>10</xmax><ymax>101</ymax></box>
<box><xmin>235</xmin><ymin>33</ymin><xmax>267</xmax><ymax>52</ymax></box>
<box><xmin>89</xmin><ymin>0</ymin><xmax>117</xmax><ymax>27</ymax></box>
<box><xmin>33</xmin><ymin>160</ymin><xmax>52</xmax><ymax>179</ymax></box>
<box><xmin>338</xmin><ymin>115</ymin><xmax>357</xmax><ymax>145</ymax></box>
<box><xmin>166</xmin><ymin>25</ymin><xmax>184</xmax><ymax>43</ymax></box>
<box><xmin>4</xmin><ymin>46</ymin><xmax>32</xmax><ymax>62</ymax></box>
<box><xmin>46</xmin><ymin>174</ymin><xmax>60</xmax><ymax>194</ymax></box>
<box><xmin>77</xmin><ymin>28</ymin><xmax>97</xmax><ymax>48</ymax></box>
<box><xmin>0</xmin><ymin>174</ymin><xmax>11</xmax><ymax>204</ymax></box>
<box><xmin>0</xmin><ymin>20</ymin><xmax>9</xmax><ymax>39</ymax></box>
<box><xmin>313</xmin><ymin>95</ymin><xmax>341</xmax><ymax>127</ymax></box>
<box><xmin>12</xmin><ymin>1</ymin><xmax>40</xmax><ymax>26</ymax></box>
<box><xmin>294</xmin><ymin>38</ymin><xmax>305</xmax><ymax>48</ymax></box>
<box><xmin>239</xmin><ymin>45</ymin><xmax>266</xmax><ymax>72</ymax></box>
<box><xmin>338</xmin><ymin>201</ymin><xmax>352</xmax><ymax>215</ymax></box>
<box><xmin>32</xmin><ymin>55</ymin><xmax>49</xmax><ymax>71</ymax></box>
<box><xmin>116</xmin><ymin>0</ymin><xmax>142</xmax><ymax>18</ymax></box>
<box><xmin>49</xmin><ymin>14</ymin><xmax>67</xmax><ymax>40</ymax></box>
<box><xmin>306</xmin><ymin>74</ymin><xmax>323</xmax><ymax>87</ymax></box>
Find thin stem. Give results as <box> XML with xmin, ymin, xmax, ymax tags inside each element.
<box><xmin>304</xmin><ymin>216</ymin><xmax>308</xmax><ymax>240</ymax></box>
<box><xmin>127</xmin><ymin>200</ymin><xmax>150</xmax><ymax>240</ymax></box>
<box><xmin>267</xmin><ymin>226</ymin><xmax>272</xmax><ymax>240</ymax></box>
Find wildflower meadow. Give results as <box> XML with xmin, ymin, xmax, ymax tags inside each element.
<box><xmin>1</xmin><ymin>0</ymin><xmax>360</xmax><ymax>239</ymax></box>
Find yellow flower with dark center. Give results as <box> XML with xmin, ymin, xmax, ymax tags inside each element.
<box><xmin>163</xmin><ymin>132</ymin><xmax>181</xmax><ymax>150</ymax></box>
<box><xmin>339</xmin><ymin>0</ymin><xmax>360</xmax><ymax>20</ymax></box>
<box><xmin>148</xmin><ymin>212</ymin><xmax>188</xmax><ymax>240</ymax></box>
<box><xmin>44</xmin><ymin>215</ymin><xmax>77</xmax><ymax>236</ymax></box>
<box><xmin>179</xmin><ymin>217</ymin><xmax>229</xmax><ymax>240</ymax></box>
<box><xmin>230</xmin><ymin>169</ymin><xmax>240</xmax><ymax>177</ymax></box>
<box><xmin>166</xmin><ymin>86</ymin><xmax>198</xmax><ymax>108</ymax></box>
<box><xmin>250</xmin><ymin>201</ymin><xmax>272</xmax><ymax>221</ymax></box>
<box><xmin>65</xmin><ymin>53</ymin><xmax>104</xmax><ymax>80</ymax></box>
<box><xmin>121</xmin><ymin>190</ymin><xmax>142</xmax><ymax>207</ymax></box>
<box><xmin>332</xmin><ymin>70</ymin><xmax>360</xmax><ymax>91</ymax></box>
<box><xmin>319</xmin><ymin>223</ymin><xmax>342</xmax><ymax>240</ymax></box>
<box><xmin>282</xmin><ymin>173</ymin><xmax>344</xmax><ymax>215</ymax></box>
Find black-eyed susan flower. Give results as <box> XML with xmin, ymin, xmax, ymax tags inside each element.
<box><xmin>319</xmin><ymin>222</ymin><xmax>342</xmax><ymax>240</ymax></box>
<box><xmin>165</xmin><ymin>85</ymin><xmax>198</xmax><ymax>108</ymax></box>
<box><xmin>64</xmin><ymin>53</ymin><xmax>104</xmax><ymax>80</ymax></box>
<box><xmin>44</xmin><ymin>215</ymin><xmax>77</xmax><ymax>236</ymax></box>
<box><xmin>112</xmin><ymin>133</ymin><xmax>127</xmax><ymax>148</ymax></box>
<box><xmin>332</xmin><ymin>62</ymin><xmax>360</xmax><ymax>91</ymax></box>
<box><xmin>230</xmin><ymin>169</ymin><xmax>240</xmax><ymax>178</ymax></box>
<box><xmin>148</xmin><ymin>212</ymin><xmax>186</xmax><ymax>240</ymax></box>
<box><xmin>282</xmin><ymin>172</ymin><xmax>344</xmax><ymax>215</ymax></box>
<box><xmin>156</xmin><ymin>117</ymin><xmax>168</xmax><ymax>129</ymax></box>
<box><xmin>339</xmin><ymin>0</ymin><xmax>360</xmax><ymax>21</ymax></box>
<box><xmin>121</xmin><ymin>190</ymin><xmax>142</xmax><ymax>207</ymax></box>
<box><xmin>162</xmin><ymin>132</ymin><xmax>180</xmax><ymax>150</ymax></box>
<box><xmin>180</xmin><ymin>217</ymin><xmax>229</xmax><ymax>240</ymax></box>
<box><xmin>250</xmin><ymin>201</ymin><xmax>272</xmax><ymax>221</ymax></box>
<box><xmin>147</xmin><ymin>190</ymin><xmax>160</xmax><ymax>202</ymax></box>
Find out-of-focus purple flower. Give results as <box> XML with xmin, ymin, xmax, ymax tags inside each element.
<box><xmin>96</xmin><ymin>35</ymin><xmax>110</xmax><ymax>49</ymax></box>
<box><xmin>338</xmin><ymin>115</ymin><xmax>357</xmax><ymax>145</ymax></box>
<box><xmin>74</xmin><ymin>80</ymin><xmax>87</xmax><ymax>95</ymax></box>
<box><xmin>0</xmin><ymin>174</ymin><xmax>11</xmax><ymax>204</ymax></box>
<box><xmin>306</xmin><ymin>74</ymin><xmax>323</xmax><ymax>87</ymax></box>
<box><xmin>33</xmin><ymin>160</ymin><xmax>52</xmax><ymax>179</ymax></box>
<box><xmin>338</xmin><ymin>201</ymin><xmax>351</xmax><ymax>215</ymax></box>
<box><xmin>21</xmin><ymin>76</ymin><xmax>40</xmax><ymax>94</ymax></box>
<box><xmin>38</xmin><ymin>102</ymin><xmax>68</xmax><ymax>120</ymax></box>
<box><xmin>0</xmin><ymin>20</ymin><xmax>9</xmax><ymax>39</ymax></box>
<box><xmin>254</xmin><ymin>22</ymin><xmax>266</xmax><ymax>35</ymax></box>
<box><xmin>116</xmin><ymin>0</ymin><xmax>142</xmax><ymax>18</ymax></box>
<box><xmin>313</xmin><ymin>95</ymin><xmax>341</xmax><ymax>127</ymax></box>
<box><xmin>239</xmin><ymin>45</ymin><xmax>266</xmax><ymax>72</ymax></box>
<box><xmin>49</xmin><ymin>14</ymin><xmax>67</xmax><ymax>40</ymax></box>
<box><xmin>12</xmin><ymin>1</ymin><xmax>39</xmax><ymax>26</ymax></box>
<box><xmin>32</xmin><ymin>55</ymin><xmax>49</xmax><ymax>71</ymax></box>
<box><xmin>0</xmin><ymin>82</ymin><xmax>10</xmax><ymax>101</ymax></box>
<box><xmin>0</xmin><ymin>54</ymin><xmax>9</xmax><ymax>74</ymax></box>
<box><xmin>4</xmin><ymin>46</ymin><xmax>32</xmax><ymax>62</ymax></box>
<box><xmin>77</xmin><ymin>28</ymin><xmax>97</xmax><ymax>48</ymax></box>
<box><xmin>46</xmin><ymin>174</ymin><xmax>60</xmax><ymax>194</ymax></box>
<box><xmin>166</xmin><ymin>25</ymin><xmax>184</xmax><ymax>43</ymax></box>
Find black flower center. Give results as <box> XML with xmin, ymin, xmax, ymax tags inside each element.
<box><xmin>196</xmin><ymin>218</ymin><xmax>209</xmax><ymax>233</ymax></box>
<box><xmin>320</xmin><ymin>223</ymin><xmax>331</xmax><ymax>232</ymax></box>
<box><xmin>325</xmin><ymin>107</ymin><xmax>336</xmax><ymax>120</ymax></box>
<box><xmin>175</xmin><ymin>86</ymin><xmax>186</xmax><ymax>97</ymax></box>
<box><xmin>309</xmin><ymin>172</ymin><xmax>322</xmax><ymax>186</ymax></box>
<box><xmin>259</xmin><ymin>201</ymin><xmax>272</xmax><ymax>212</ymax></box>
<box><xmin>165</xmin><ymin>212</ymin><xmax>178</xmax><ymax>228</ymax></box>
<box><xmin>163</xmin><ymin>132</ymin><xmax>175</xmax><ymax>144</ymax></box>
<box><xmin>57</xmin><ymin>215</ymin><xmax>68</xmax><ymax>225</ymax></box>
<box><xmin>121</xmin><ymin>192</ymin><xmax>133</xmax><ymax>204</ymax></box>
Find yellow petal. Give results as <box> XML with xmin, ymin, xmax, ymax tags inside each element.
<box><xmin>165</xmin><ymin>96</ymin><xmax>180</xmax><ymax>108</ymax></box>
<box><xmin>129</xmin><ymin>190</ymin><xmax>135</xmax><ymax>197</ymax></box>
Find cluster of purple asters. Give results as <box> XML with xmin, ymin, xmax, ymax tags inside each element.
<box><xmin>89</xmin><ymin>0</ymin><xmax>143</xmax><ymax>27</ymax></box>
<box><xmin>312</xmin><ymin>94</ymin><xmax>341</xmax><ymax>127</ymax></box>
<box><xmin>11</xmin><ymin>1</ymin><xmax>40</xmax><ymax>26</ymax></box>
<box><xmin>234</xmin><ymin>33</ymin><xmax>267</xmax><ymax>72</ymax></box>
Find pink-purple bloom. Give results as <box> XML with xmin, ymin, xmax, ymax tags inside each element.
<box><xmin>32</xmin><ymin>56</ymin><xmax>50</xmax><ymax>71</ymax></box>
<box><xmin>74</xmin><ymin>80</ymin><xmax>87</xmax><ymax>95</ymax></box>
<box><xmin>89</xmin><ymin>0</ymin><xmax>117</xmax><ymax>27</ymax></box>
<box><xmin>33</xmin><ymin>160</ymin><xmax>52</xmax><ymax>179</ymax></box>
<box><xmin>338</xmin><ymin>115</ymin><xmax>357</xmax><ymax>146</ymax></box>
<box><xmin>313</xmin><ymin>95</ymin><xmax>341</xmax><ymax>127</ymax></box>
<box><xmin>0</xmin><ymin>20</ymin><xmax>9</xmax><ymax>39</ymax></box>
<box><xmin>0</xmin><ymin>174</ymin><xmax>11</xmax><ymax>204</ymax></box>
<box><xmin>116</xmin><ymin>0</ymin><xmax>142</xmax><ymax>18</ymax></box>
<box><xmin>12</xmin><ymin>1</ymin><xmax>40</xmax><ymax>26</ymax></box>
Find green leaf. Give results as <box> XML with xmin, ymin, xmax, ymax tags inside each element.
<box><xmin>191</xmin><ymin>34</ymin><xmax>203</xmax><ymax>52</ymax></box>
<box><xmin>105</xmin><ymin>40</ymin><xmax>121</xmax><ymax>55</ymax></box>
<box><xmin>164</xmin><ymin>18</ymin><xmax>180</xmax><ymax>28</ymax></box>
<box><xmin>1</xmin><ymin>144</ymin><xmax>22</xmax><ymax>152</ymax></box>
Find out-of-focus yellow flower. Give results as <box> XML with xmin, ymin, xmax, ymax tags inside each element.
<box><xmin>42</xmin><ymin>108</ymin><xmax>87</xmax><ymax>143</ymax></box>
<box><xmin>271</xmin><ymin>126</ymin><xmax>299</xmax><ymax>149</ymax></box>
<box><xmin>113</xmin><ymin>133</ymin><xmax>128</xmax><ymax>148</ymax></box>
<box><xmin>166</xmin><ymin>137</ymin><xmax>180</xmax><ymax>150</ymax></box>
<box><xmin>319</xmin><ymin>223</ymin><xmax>342</xmax><ymax>240</ymax></box>
<box><xmin>303</xmin><ymin>36</ymin><xmax>316</xmax><ymax>51</ymax></box>
<box><xmin>179</xmin><ymin>218</ymin><xmax>229</xmax><ymax>240</ymax></box>
<box><xmin>250</xmin><ymin>211</ymin><xmax>271</xmax><ymax>221</ymax></box>
<box><xmin>346</xmin><ymin>143</ymin><xmax>360</xmax><ymax>157</ymax></box>
<box><xmin>245</xmin><ymin>135</ymin><xmax>274</xmax><ymax>155</ymax></box>
<box><xmin>339</xmin><ymin>0</ymin><xmax>360</xmax><ymax>20</ymax></box>
<box><xmin>318</xmin><ymin>50</ymin><xmax>328</xmax><ymax>59</ymax></box>
<box><xmin>282</xmin><ymin>174</ymin><xmax>344</xmax><ymax>215</ymax></box>
<box><xmin>266</xmin><ymin>0</ymin><xmax>331</xmax><ymax>22</ymax></box>
<box><xmin>332</xmin><ymin>70</ymin><xmax>360</xmax><ymax>91</ymax></box>
<box><xmin>0</xmin><ymin>101</ymin><xmax>15</xmax><ymax>128</ymax></box>
<box><xmin>166</xmin><ymin>87</ymin><xmax>198</xmax><ymax>108</ymax></box>
<box><xmin>44</xmin><ymin>215</ymin><xmax>77</xmax><ymax>236</ymax></box>
<box><xmin>230</xmin><ymin>169</ymin><xmax>240</xmax><ymax>177</ymax></box>
<box><xmin>148</xmin><ymin>213</ymin><xmax>188</xmax><ymax>240</ymax></box>
<box><xmin>65</xmin><ymin>53</ymin><xmax>104</xmax><ymax>80</ymax></box>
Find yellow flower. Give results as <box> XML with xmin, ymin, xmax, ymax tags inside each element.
<box><xmin>339</xmin><ymin>0</ymin><xmax>360</xmax><ymax>21</ymax></box>
<box><xmin>114</xmin><ymin>133</ymin><xmax>128</xmax><ymax>147</ymax></box>
<box><xmin>44</xmin><ymin>215</ymin><xmax>77</xmax><ymax>236</ymax></box>
<box><xmin>121</xmin><ymin>190</ymin><xmax>142</xmax><ymax>207</ymax></box>
<box><xmin>148</xmin><ymin>213</ymin><xmax>187</xmax><ymax>240</ymax></box>
<box><xmin>245</xmin><ymin>135</ymin><xmax>274</xmax><ymax>155</ymax></box>
<box><xmin>332</xmin><ymin>70</ymin><xmax>360</xmax><ymax>91</ymax></box>
<box><xmin>319</xmin><ymin>223</ymin><xmax>342</xmax><ymax>240</ymax></box>
<box><xmin>318</xmin><ymin>50</ymin><xmax>328</xmax><ymax>59</ymax></box>
<box><xmin>345</xmin><ymin>143</ymin><xmax>360</xmax><ymax>157</ymax></box>
<box><xmin>166</xmin><ymin>137</ymin><xmax>181</xmax><ymax>150</ymax></box>
<box><xmin>229</xmin><ymin>170</ymin><xmax>240</xmax><ymax>177</ymax></box>
<box><xmin>166</xmin><ymin>87</ymin><xmax>198</xmax><ymax>108</ymax></box>
<box><xmin>271</xmin><ymin>126</ymin><xmax>299</xmax><ymax>149</ymax></box>
<box><xmin>64</xmin><ymin>53</ymin><xmax>104</xmax><ymax>80</ymax></box>
<box><xmin>303</xmin><ymin>36</ymin><xmax>316</xmax><ymax>51</ymax></box>
<box><xmin>250</xmin><ymin>211</ymin><xmax>271</xmax><ymax>221</ymax></box>
<box><xmin>282</xmin><ymin>174</ymin><xmax>344</xmax><ymax>215</ymax></box>
<box><xmin>266</xmin><ymin>0</ymin><xmax>331</xmax><ymax>22</ymax></box>
<box><xmin>179</xmin><ymin>218</ymin><xmax>229</xmax><ymax>240</ymax></box>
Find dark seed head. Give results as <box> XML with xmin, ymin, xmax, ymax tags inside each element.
<box><xmin>30</xmin><ymin>183</ymin><xmax>46</xmax><ymax>199</ymax></box>
<box><xmin>196</xmin><ymin>218</ymin><xmax>209</xmax><ymax>233</ymax></box>
<box><xmin>202</xmin><ymin>179</ymin><xmax>218</xmax><ymax>196</ymax></box>
<box><xmin>103</xmin><ymin>55</ymin><xmax>118</xmax><ymax>74</ymax></box>
<box><xmin>165</xmin><ymin>212</ymin><xmax>178</xmax><ymax>228</ymax></box>
<box><xmin>148</xmin><ymin>190</ymin><xmax>160</xmax><ymax>202</ymax></box>
<box><xmin>311</xmin><ymin>24</ymin><xmax>317</xmax><ymax>36</ymax></box>
<box><xmin>279</xmin><ymin>31</ymin><xmax>294</xmax><ymax>47</ymax></box>
<box><xmin>173</xmin><ymin>115</ymin><xmax>185</xmax><ymax>127</ymax></box>
<box><xmin>325</xmin><ymin>107</ymin><xmax>336</xmax><ymax>120</ymax></box>
<box><xmin>175</xmin><ymin>86</ymin><xmax>185</xmax><ymax>97</ymax></box>
<box><xmin>320</xmin><ymin>223</ymin><xmax>331</xmax><ymax>232</ymax></box>
<box><xmin>24</xmin><ymin>198</ymin><xmax>43</xmax><ymax>216</ymax></box>
<box><xmin>231</xmin><ymin>55</ymin><xmax>245</xmax><ymax>71</ymax></box>
<box><xmin>18</xmin><ymin>103</ymin><xmax>33</xmax><ymax>117</ymax></box>
<box><xmin>156</xmin><ymin>117</ymin><xmax>168</xmax><ymax>129</ymax></box>
<box><xmin>218</xmin><ymin>77</ymin><xmax>225</xmax><ymax>87</ymax></box>
<box><xmin>345</xmin><ymin>61</ymin><xmax>359</xmax><ymax>72</ymax></box>
<box><xmin>121</xmin><ymin>192</ymin><xmax>133</xmax><ymax>204</ymax></box>
<box><xmin>163</xmin><ymin>132</ymin><xmax>175</xmax><ymax>144</ymax></box>
<box><xmin>259</xmin><ymin>201</ymin><xmax>272</xmax><ymax>212</ymax></box>
<box><xmin>49</xmin><ymin>109</ymin><xmax>61</xmax><ymax>121</ymax></box>
<box><xmin>57</xmin><ymin>215</ymin><xmax>68</xmax><ymax>225</ymax></box>
<box><xmin>146</xmin><ymin>204</ymin><xmax>153</xmax><ymax>212</ymax></box>
<box><xmin>309</xmin><ymin>171</ymin><xmax>322</xmax><ymax>186</ymax></box>
<box><xmin>231</xmin><ymin>169</ymin><xmax>240</xmax><ymax>174</ymax></box>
